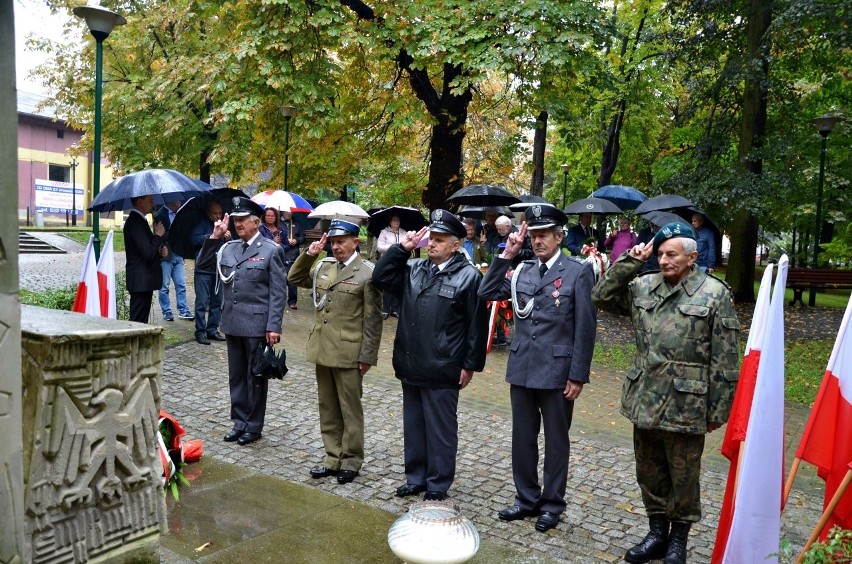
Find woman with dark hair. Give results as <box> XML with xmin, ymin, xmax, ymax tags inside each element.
<box><xmin>259</xmin><ymin>207</ymin><xmax>282</xmax><ymax>245</ymax></box>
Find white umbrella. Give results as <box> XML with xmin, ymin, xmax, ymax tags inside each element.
<box><xmin>308</xmin><ymin>200</ymin><xmax>369</xmax><ymax>222</ymax></box>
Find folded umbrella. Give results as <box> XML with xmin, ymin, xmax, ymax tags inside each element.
<box><xmin>89</xmin><ymin>168</ymin><xmax>212</xmax><ymax>212</ymax></box>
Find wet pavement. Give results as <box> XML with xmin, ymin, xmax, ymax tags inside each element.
<box><xmin>19</xmin><ymin>233</ymin><xmax>825</xmax><ymax>563</ymax></box>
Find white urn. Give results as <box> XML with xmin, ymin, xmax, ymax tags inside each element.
<box><xmin>387</xmin><ymin>501</ymin><xmax>480</xmax><ymax>564</ymax></box>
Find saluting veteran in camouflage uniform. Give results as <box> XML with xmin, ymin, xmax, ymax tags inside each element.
<box><xmin>288</xmin><ymin>219</ymin><xmax>384</xmax><ymax>485</ymax></box>
<box><xmin>591</xmin><ymin>222</ymin><xmax>740</xmax><ymax>564</ymax></box>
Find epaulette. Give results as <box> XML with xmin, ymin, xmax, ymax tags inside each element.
<box><xmin>707</xmin><ymin>271</ymin><xmax>733</xmax><ymax>292</ymax></box>
<box><xmin>360</xmin><ymin>259</ymin><xmax>375</xmax><ymax>271</ymax></box>
<box><xmin>637</xmin><ymin>269</ymin><xmax>660</xmax><ymax>277</ymax></box>
<box><xmin>310</xmin><ymin>256</ymin><xmax>337</xmax><ymax>277</ymax></box>
<box><xmin>566</xmin><ymin>256</ymin><xmax>587</xmax><ymax>265</ymax></box>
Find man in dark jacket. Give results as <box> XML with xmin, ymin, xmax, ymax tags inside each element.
<box><xmin>190</xmin><ymin>201</ymin><xmax>229</xmax><ymax>345</ymax></box>
<box><xmin>479</xmin><ymin>205</ymin><xmax>597</xmax><ymax>533</ymax></box>
<box><xmin>372</xmin><ymin>209</ymin><xmax>488</xmax><ymax>501</ymax></box>
<box><xmin>280</xmin><ymin>210</ymin><xmax>305</xmax><ymax>309</ymax></box>
<box><xmin>124</xmin><ymin>195</ymin><xmax>166</xmax><ymax>323</ymax></box>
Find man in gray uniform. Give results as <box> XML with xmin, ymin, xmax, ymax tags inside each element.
<box><xmin>479</xmin><ymin>205</ymin><xmax>597</xmax><ymax>533</ymax></box>
<box><xmin>199</xmin><ymin>197</ymin><xmax>287</xmax><ymax>446</ymax></box>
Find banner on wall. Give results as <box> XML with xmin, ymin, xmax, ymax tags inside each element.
<box><xmin>34</xmin><ymin>179</ymin><xmax>84</xmax><ymax>215</ymax></box>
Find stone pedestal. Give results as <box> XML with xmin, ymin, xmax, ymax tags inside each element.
<box><xmin>21</xmin><ymin>306</ymin><xmax>166</xmax><ymax>563</ymax></box>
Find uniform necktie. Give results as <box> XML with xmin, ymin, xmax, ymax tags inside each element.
<box><xmin>338</xmin><ymin>262</ymin><xmax>345</xmax><ymax>271</ymax></box>
<box><xmin>584</xmin><ymin>227</ymin><xmax>590</xmax><ymax>238</ymax></box>
<box><xmin>539</xmin><ymin>263</ymin><xmax>548</xmax><ymax>278</ymax></box>
<box><xmin>241</xmin><ymin>242</ymin><xmax>249</xmax><ymax>252</ymax></box>
<box><xmin>430</xmin><ymin>264</ymin><xmax>439</xmax><ymax>278</ymax></box>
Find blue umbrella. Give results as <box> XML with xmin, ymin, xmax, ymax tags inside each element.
<box><xmin>591</xmin><ymin>185</ymin><xmax>648</xmax><ymax>211</ymax></box>
<box><xmin>89</xmin><ymin>168</ymin><xmax>211</xmax><ymax>212</ymax></box>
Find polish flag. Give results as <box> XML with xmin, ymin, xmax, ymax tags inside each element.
<box><xmin>711</xmin><ymin>263</ymin><xmax>774</xmax><ymax>563</ymax></box>
<box><xmin>794</xmin><ymin>293</ymin><xmax>852</xmax><ymax>537</ymax></box>
<box><xmin>97</xmin><ymin>231</ymin><xmax>117</xmax><ymax>319</ymax></box>
<box><xmin>722</xmin><ymin>255</ymin><xmax>788</xmax><ymax>563</ymax></box>
<box><xmin>71</xmin><ymin>234</ymin><xmax>101</xmax><ymax>316</ymax></box>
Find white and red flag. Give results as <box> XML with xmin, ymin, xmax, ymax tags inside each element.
<box><xmin>97</xmin><ymin>230</ymin><xmax>117</xmax><ymax>319</ymax></box>
<box><xmin>794</xmin><ymin>292</ymin><xmax>852</xmax><ymax>537</ymax></box>
<box><xmin>712</xmin><ymin>262</ymin><xmax>775</xmax><ymax>562</ymax></box>
<box><xmin>71</xmin><ymin>234</ymin><xmax>101</xmax><ymax>316</ymax></box>
<box><xmin>721</xmin><ymin>255</ymin><xmax>788</xmax><ymax>563</ymax></box>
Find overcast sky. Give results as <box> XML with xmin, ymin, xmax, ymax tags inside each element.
<box><xmin>14</xmin><ymin>0</ymin><xmax>77</xmax><ymax>96</ymax></box>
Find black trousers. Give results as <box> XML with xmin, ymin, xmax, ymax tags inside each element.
<box><xmin>401</xmin><ymin>383</ymin><xmax>459</xmax><ymax>494</ymax></box>
<box><xmin>129</xmin><ymin>291</ymin><xmax>153</xmax><ymax>323</ymax></box>
<box><xmin>510</xmin><ymin>385</ymin><xmax>574</xmax><ymax>515</ymax></box>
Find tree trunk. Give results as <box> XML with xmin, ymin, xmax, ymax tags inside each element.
<box><xmin>598</xmin><ymin>99</ymin><xmax>626</xmax><ymax>187</ymax></box>
<box><xmin>529</xmin><ymin>111</ymin><xmax>547</xmax><ymax>196</ymax></box>
<box><xmin>727</xmin><ymin>0</ymin><xmax>772</xmax><ymax>303</ymax></box>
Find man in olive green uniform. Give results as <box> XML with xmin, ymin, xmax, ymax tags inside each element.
<box><xmin>288</xmin><ymin>219</ymin><xmax>383</xmax><ymax>484</ymax></box>
<box><xmin>591</xmin><ymin>222</ymin><xmax>739</xmax><ymax>564</ymax></box>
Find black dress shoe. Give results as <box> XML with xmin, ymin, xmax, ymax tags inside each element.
<box><xmin>337</xmin><ymin>470</ymin><xmax>358</xmax><ymax>484</ymax></box>
<box><xmin>208</xmin><ymin>331</ymin><xmax>227</xmax><ymax>341</ymax></box>
<box><xmin>498</xmin><ymin>505</ymin><xmax>539</xmax><ymax>522</ymax></box>
<box><xmin>423</xmin><ymin>491</ymin><xmax>447</xmax><ymax>501</ymax></box>
<box><xmin>535</xmin><ymin>511</ymin><xmax>560</xmax><ymax>532</ymax></box>
<box><xmin>395</xmin><ymin>483</ymin><xmax>427</xmax><ymax>498</ymax></box>
<box><xmin>196</xmin><ymin>334</ymin><xmax>211</xmax><ymax>345</ymax></box>
<box><xmin>223</xmin><ymin>429</ymin><xmax>244</xmax><ymax>442</ymax></box>
<box><xmin>237</xmin><ymin>432</ymin><xmax>262</xmax><ymax>445</ymax></box>
<box><xmin>310</xmin><ymin>466</ymin><xmax>339</xmax><ymax>479</ymax></box>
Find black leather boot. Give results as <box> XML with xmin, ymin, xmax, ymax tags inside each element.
<box><xmin>625</xmin><ymin>515</ymin><xmax>669</xmax><ymax>563</ymax></box>
<box><xmin>663</xmin><ymin>521</ymin><xmax>691</xmax><ymax>564</ymax></box>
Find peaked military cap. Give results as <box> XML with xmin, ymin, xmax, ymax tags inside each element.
<box><xmin>525</xmin><ymin>204</ymin><xmax>567</xmax><ymax>230</ymax></box>
<box><xmin>230</xmin><ymin>197</ymin><xmax>265</xmax><ymax>218</ymax></box>
<box><xmin>428</xmin><ymin>209</ymin><xmax>466</xmax><ymax>239</ymax></box>
<box><xmin>652</xmin><ymin>221</ymin><xmax>697</xmax><ymax>253</ymax></box>
<box><xmin>327</xmin><ymin>218</ymin><xmax>360</xmax><ymax>237</ymax></box>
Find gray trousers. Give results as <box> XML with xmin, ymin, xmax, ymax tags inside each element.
<box><xmin>226</xmin><ymin>335</ymin><xmax>268</xmax><ymax>434</ymax></box>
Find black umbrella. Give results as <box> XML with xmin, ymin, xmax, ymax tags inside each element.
<box><xmin>591</xmin><ymin>185</ymin><xmax>648</xmax><ymax>211</ymax></box>
<box><xmin>509</xmin><ymin>194</ymin><xmax>550</xmax><ymax>211</ymax></box>
<box><xmin>89</xmin><ymin>168</ymin><xmax>212</xmax><ymax>212</ymax></box>
<box><xmin>446</xmin><ymin>184</ymin><xmax>521</xmax><ymax>206</ymax></box>
<box><xmin>456</xmin><ymin>205</ymin><xmax>514</xmax><ymax>219</ymax></box>
<box><xmin>564</xmin><ymin>197</ymin><xmax>622</xmax><ymax>215</ymax></box>
<box><xmin>641</xmin><ymin>210</ymin><xmax>685</xmax><ymax>227</ymax></box>
<box><xmin>168</xmin><ymin>188</ymin><xmax>247</xmax><ymax>259</ymax></box>
<box><xmin>367</xmin><ymin>205</ymin><xmax>428</xmax><ymax>237</ymax></box>
<box><xmin>633</xmin><ymin>194</ymin><xmax>694</xmax><ymax>215</ymax></box>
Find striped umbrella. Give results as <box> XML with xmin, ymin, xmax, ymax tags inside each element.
<box><xmin>251</xmin><ymin>190</ymin><xmax>314</xmax><ymax>213</ymax></box>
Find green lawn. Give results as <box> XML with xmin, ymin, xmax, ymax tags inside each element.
<box><xmin>61</xmin><ymin>230</ymin><xmax>126</xmax><ymax>252</ymax></box>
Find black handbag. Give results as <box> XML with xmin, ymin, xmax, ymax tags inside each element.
<box><xmin>251</xmin><ymin>342</ymin><xmax>288</xmax><ymax>379</ymax></box>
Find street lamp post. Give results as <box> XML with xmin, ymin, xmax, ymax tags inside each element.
<box><xmin>808</xmin><ymin>115</ymin><xmax>841</xmax><ymax>306</ymax></box>
<box><xmin>281</xmin><ymin>106</ymin><xmax>296</xmax><ymax>192</ymax></box>
<box><xmin>74</xmin><ymin>4</ymin><xmax>126</xmax><ymax>259</ymax></box>
<box><xmin>560</xmin><ymin>164</ymin><xmax>569</xmax><ymax>209</ymax></box>
<box><xmin>69</xmin><ymin>155</ymin><xmax>78</xmax><ymax>226</ymax></box>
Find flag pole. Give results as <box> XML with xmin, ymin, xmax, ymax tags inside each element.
<box><xmin>796</xmin><ymin>467</ymin><xmax>852</xmax><ymax>563</ymax></box>
<box><xmin>783</xmin><ymin>457</ymin><xmax>802</xmax><ymax>507</ymax></box>
<box><xmin>486</xmin><ymin>300</ymin><xmax>499</xmax><ymax>354</ymax></box>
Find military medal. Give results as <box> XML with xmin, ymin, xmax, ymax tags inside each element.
<box><xmin>552</xmin><ymin>279</ymin><xmax>562</xmax><ymax>307</ymax></box>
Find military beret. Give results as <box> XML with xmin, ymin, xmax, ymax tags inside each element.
<box><xmin>525</xmin><ymin>204</ymin><xmax>567</xmax><ymax>230</ymax></box>
<box><xmin>428</xmin><ymin>209</ymin><xmax>466</xmax><ymax>239</ymax></box>
<box><xmin>230</xmin><ymin>197</ymin><xmax>265</xmax><ymax>218</ymax></box>
<box><xmin>327</xmin><ymin>218</ymin><xmax>360</xmax><ymax>237</ymax></box>
<box><xmin>652</xmin><ymin>221</ymin><xmax>697</xmax><ymax>253</ymax></box>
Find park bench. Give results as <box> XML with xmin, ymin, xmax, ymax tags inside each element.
<box><xmin>786</xmin><ymin>267</ymin><xmax>852</xmax><ymax>306</ymax></box>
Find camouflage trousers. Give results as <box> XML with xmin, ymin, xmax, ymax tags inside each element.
<box><xmin>633</xmin><ymin>426</ymin><xmax>705</xmax><ymax>523</ymax></box>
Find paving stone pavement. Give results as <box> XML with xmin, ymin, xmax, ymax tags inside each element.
<box><xmin>19</xmin><ymin>238</ymin><xmax>826</xmax><ymax>563</ymax></box>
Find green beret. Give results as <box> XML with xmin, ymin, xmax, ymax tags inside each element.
<box><xmin>652</xmin><ymin>222</ymin><xmax>697</xmax><ymax>253</ymax></box>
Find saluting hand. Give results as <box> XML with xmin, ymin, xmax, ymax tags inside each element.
<box><xmin>501</xmin><ymin>222</ymin><xmax>527</xmax><ymax>259</ymax></box>
<box><xmin>628</xmin><ymin>242</ymin><xmax>654</xmax><ymax>262</ymax></box>
<box><xmin>402</xmin><ymin>226</ymin><xmax>429</xmax><ymax>252</ymax></box>
<box><xmin>307</xmin><ymin>233</ymin><xmax>327</xmax><ymax>256</ymax></box>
